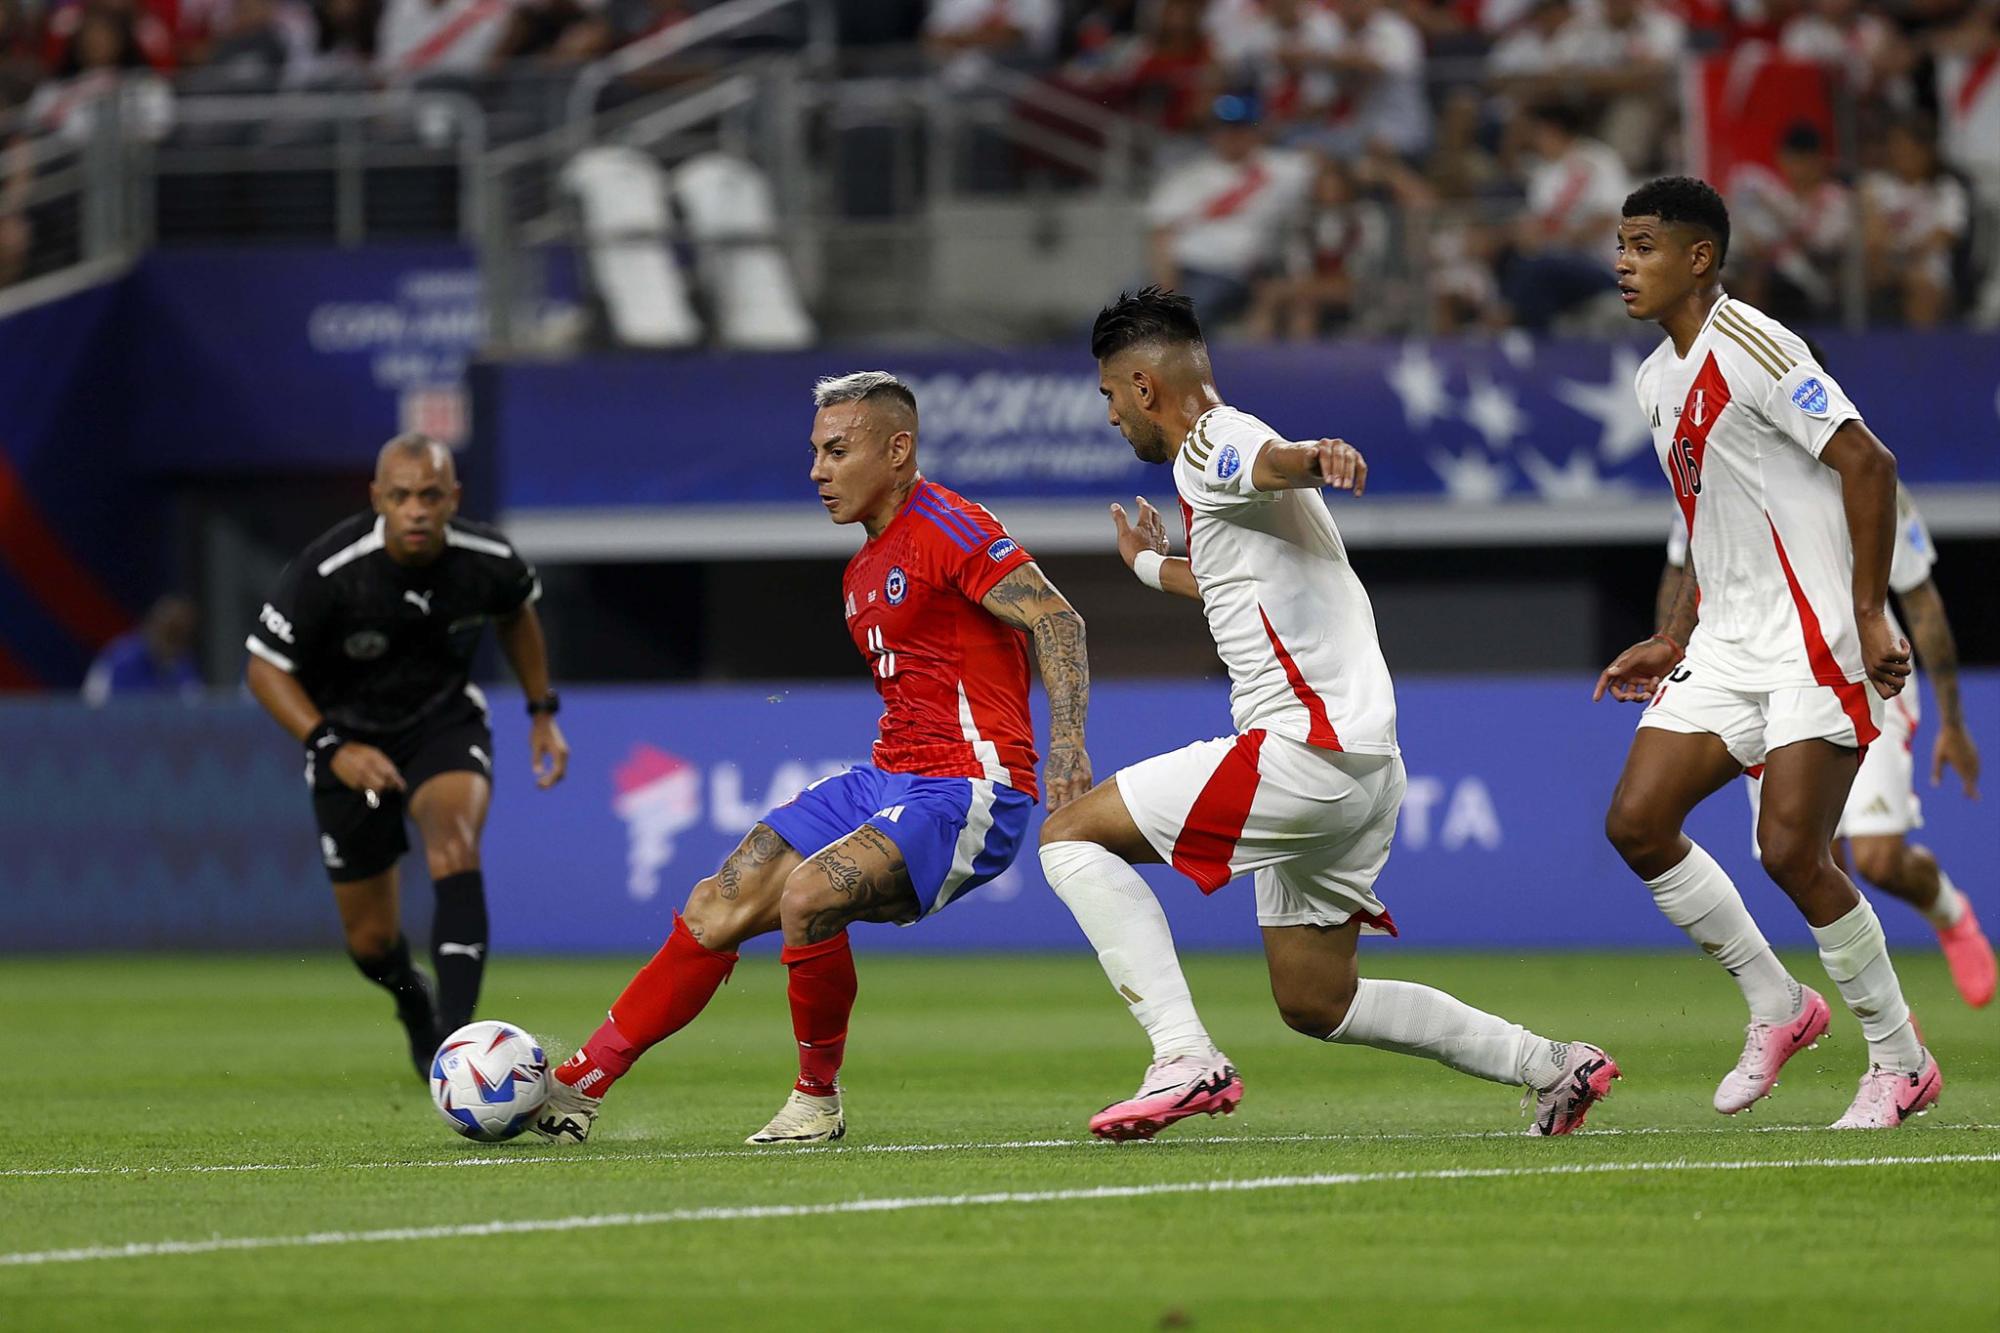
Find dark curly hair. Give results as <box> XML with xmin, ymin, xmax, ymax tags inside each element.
<box><xmin>1622</xmin><ymin>175</ymin><xmax>1730</xmax><ymax>268</ymax></box>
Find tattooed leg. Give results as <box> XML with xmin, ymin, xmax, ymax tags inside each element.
<box><xmin>779</xmin><ymin>823</ymin><xmax>919</xmax><ymax>947</ymax></box>
<box><xmin>684</xmin><ymin>822</ymin><xmax>800</xmax><ymax>949</ymax></box>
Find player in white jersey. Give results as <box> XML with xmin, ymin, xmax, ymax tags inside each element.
<box><xmin>1661</xmin><ymin>493</ymin><xmax>1993</xmax><ymax>1008</ymax></box>
<box><xmin>1597</xmin><ymin>177</ymin><xmax>1940</xmax><ymax>1129</ymax></box>
<box><xmin>1036</xmin><ymin>288</ymin><xmax>1618</xmax><ymax>1141</ymax></box>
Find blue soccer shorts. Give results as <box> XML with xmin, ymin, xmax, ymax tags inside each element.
<box><xmin>760</xmin><ymin>765</ymin><xmax>1034</xmax><ymax>918</ymax></box>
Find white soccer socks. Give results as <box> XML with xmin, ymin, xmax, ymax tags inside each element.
<box><xmin>1924</xmin><ymin>869</ymin><xmax>1969</xmax><ymax>930</ymax></box>
<box><xmin>1039</xmin><ymin>840</ymin><xmax>1217</xmax><ymax>1062</ymax></box>
<box><xmin>1327</xmin><ymin>978</ymin><xmax>1564</xmax><ymax>1088</ymax></box>
<box><xmin>1647</xmin><ymin>841</ymin><xmax>1800</xmax><ymax>1023</ymax></box>
<box><xmin>1812</xmin><ymin>898</ymin><xmax>1925</xmax><ymax>1072</ymax></box>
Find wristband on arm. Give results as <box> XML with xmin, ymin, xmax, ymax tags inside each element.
<box><xmin>1132</xmin><ymin>549</ymin><xmax>1167</xmax><ymax>591</ymax></box>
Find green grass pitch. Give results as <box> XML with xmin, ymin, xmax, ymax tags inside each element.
<box><xmin>2</xmin><ymin>950</ymin><xmax>1995</xmax><ymax>1330</ymax></box>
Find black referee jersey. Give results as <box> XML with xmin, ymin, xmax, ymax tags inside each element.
<box><xmin>246</xmin><ymin>513</ymin><xmax>541</xmax><ymax>737</ymax></box>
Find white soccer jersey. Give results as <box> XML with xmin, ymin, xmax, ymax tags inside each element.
<box><xmin>1634</xmin><ymin>296</ymin><xmax>1869</xmax><ymax>692</ymax></box>
<box><xmin>1665</xmin><ymin>481</ymin><xmax>1936</xmax><ymax>650</ymax></box>
<box><xmin>1173</xmin><ymin>406</ymin><xmax>1398</xmax><ymax>755</ymax></box>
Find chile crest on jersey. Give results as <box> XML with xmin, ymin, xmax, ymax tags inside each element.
<box><xmin>885</xmin><ymin>566</ymin><xmax>908</xmax><ymax>605</ymax></box>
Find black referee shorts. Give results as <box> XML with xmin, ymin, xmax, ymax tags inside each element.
<box><xmin>307</xmin><ymin>696</ymin><xmax>495</xmax><ymax>884</ymax></box>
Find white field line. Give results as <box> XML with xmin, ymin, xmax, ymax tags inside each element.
<box><xmin>4</xmin><ymin>1121</ymin><xmax>1996</xmax><ymax>1182</ymax></box>
<box><xmin>3</xmin><ymin>1153</ymin><xmax>1996</xmax><ymax>1269</ymax></box>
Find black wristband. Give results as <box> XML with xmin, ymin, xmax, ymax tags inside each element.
<box><xmin>526</xmin><ymin>691</ymin><xmax>561</xmax><ymax>717</ymax></box>
<box><xmin>305</xmin><ymin>721</ymin><xmax>345</xmax><ymax>756</ymax></box>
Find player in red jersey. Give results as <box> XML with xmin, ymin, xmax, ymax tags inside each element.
<box><xmin>535</xmin><ymin>371</ymin><xmax>1092</xmax><ymax>1145</ymax></box>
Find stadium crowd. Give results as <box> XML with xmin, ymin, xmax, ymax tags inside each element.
<box><xmin>2</xmin><ymin>0</ymin><xmax>1997</xmax><ymax>327</ymax></box>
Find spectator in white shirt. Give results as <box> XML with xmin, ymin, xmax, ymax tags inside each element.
<box><xmin>1862</xmin><ymin>116</ymin><xmax>1970</xmax><ymax>328</ymax></box>
<box><xmin>1498</xmin><ymin>99</ymin><xmax>1626</xmax><ymax>328</ymax></box>
<box><xmin>1146</xmin><ymin>91</ymin><xmax>1316</xmax><ymax>325</ymax></box>
<box><xmin>1726</xmin><ymin>120</ymin><xmax>1853</xmax><ymax>323</ymax></box>
<box><xmin>1313</xmin><ymin>0</ymin><xmax>1430</xmax><ymax>160</ymax></box>
<box><xmin>376</xmin><ymin>0</ymin><xmax>518</xmax><ymax>79</ymax></box>
<box><xmin>1549</xmin><ymin>0</ymin><xmax>1683</xmax><ymax>169</ymax></box>
<box><xmin>1209</xmin><ymin>0</ymin><xmax>1344</xmax><ymax>133</ymax></box>
<box><xmin>925</xmin><ymin>0</ymin><xmax>1061</xmax><ymax>71</ymax></box>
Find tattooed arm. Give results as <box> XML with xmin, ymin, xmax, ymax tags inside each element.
<box><xmin>981</xmin><ymin>563</ymin><xmax>1093</xmax><ymax>811</ymax></box>
<box><xmin>1897</xmin><ymin>579</ymin><xmax>1981</xmax><ymax>798</ymax></box>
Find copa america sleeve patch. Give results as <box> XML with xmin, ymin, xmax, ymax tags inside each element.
<box><xmin>1790</xmin><ymin>377</ymin><xmax>1830</xmax><ymax>416</ymax></box>
<box><xmin>987</xmin><ymin>537</ymin><xmax>1019</xmax><ymax>562</ymax></box>
<box><xmin>1216</xmin><ymin>443</ymin><xmax>1242</xmax><ymax>479</ymax></box>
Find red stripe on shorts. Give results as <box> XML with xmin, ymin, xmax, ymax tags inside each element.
<box><xmin>1765</xmin><ymin>514</ymin><xmax>1879</xmax><ymax>749</ymax></box>
<box><xmin>1171</xmin><ymin>729</ymin><xmax>1265</xmax><ymax>894</ymax></box>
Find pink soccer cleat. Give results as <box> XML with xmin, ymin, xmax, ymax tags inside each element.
<box><xmin>1713</xmin><ymin>987</ymin><xmax>1832</xmax><ymax>1115</ymax></box>
<box><xmin>1937</xmin><ymin>903</ymin><xmax>1996</xmax><ymax>1008</ymax></box>
<box><xmin>1830</xmin><ymin>1051</ymin><xmax>1942</xmax><ymax>1129</ymax></box>
<box><xmin>1089</xmin><ymin>1052</ymin><xmax>1243</xmax><ymax>1142</ymax></box>
<box><xmin>1524</xmin><ymin>1042</ymin><xmax>1621</xmax><ymax>1136</ymax></box>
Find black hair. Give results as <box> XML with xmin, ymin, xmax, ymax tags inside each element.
<box><xmin>1090</xmin><ymin>286</ymin><xmax>1205</xmax><ymax>362</ymax></box>
<box><xmin>1779</xmin><ymin>121</ymin><xmax>1824</xmax><ymax>155</ymax></box>
<box><xmin>1622</xmin><ymin>175</ymin><xmax>1730</xmax><ymax>268</ymax></box>
<box><xmin>1524</xmin><ymin>99</ymin><xmax>1584</xmax><ymax>137</ymax></box>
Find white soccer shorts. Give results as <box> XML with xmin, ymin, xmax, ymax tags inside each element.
<box><xmin>1113</xmin><ymin>729</ymin><xmax>1403</xmax><ymax>933</ymax></box>
<box><xmin>1743</xmin><ymin>688</ymin><xmax>1922</xmax><ymax>841</ymax></box>
<box><xmin>1636</xmin><ymin>664</ymin><xmax>1884</xmax><ymax>770</ymax></box>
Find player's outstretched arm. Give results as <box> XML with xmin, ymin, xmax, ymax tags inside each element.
<box><xmin>244</xmin><ymin>654</ymin><xmax>404</xmax><ymax>799</ymax></box>
<box><xmin>497</xmin><ymin>603</ymin><xmax>569</xmax><ymax>789</ymax></box>
<box><xmin>1250</xmin><ymin>437</ymin><xmax>1367</xmax><ymax>494</ymax></box>
<box><xmin>1821</xmin><ymin>421</ymin><xmax>1911</xmax><ymax>699</ymax></box>
<box><xmin>980</xmin><ymin>563</ymin><xmax>1092</xmax><ymax>811</ymax></box>
<box><xmin>1111</xmin><ymin>497</ymin><xmax>1201</xmax><ymax>601</ymax></box>
<box><xmin>1899</xmin><ymin>578</ymin><xmax>1981</xmax><ymax>797</ymax></box>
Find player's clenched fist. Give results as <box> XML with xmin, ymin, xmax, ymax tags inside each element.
<box><xmin>1593</xmin><ymin>636</ymin><xmax>1682</xmax><ymax>704</ymax></box>
<box><xmin>1855</xmin><ymin>610</ymin><xmax>1911</xmax><ymax>699</ymax></box>
<box><xmin>330</xmin><ymin>742</ymin><xmax>406</xmax><ymax>798</ymax></box>
<box><xmin>1309</xmin><ymin>438</ymin><xmax>1366</xmax><ymax>494</ymax></box>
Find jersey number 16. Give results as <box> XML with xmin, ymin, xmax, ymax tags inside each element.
<box><xmin>1668</xmin><ymin>436</ymin><xmax>1703</xmax><ymax>500</ymax></box>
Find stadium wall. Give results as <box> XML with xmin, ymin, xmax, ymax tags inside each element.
<box><xmin>4</xmin><ymin>675</ymin><xmax>1994</xmax><ymax>955</ymax></box>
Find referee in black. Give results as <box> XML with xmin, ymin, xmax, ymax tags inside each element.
<box><xmin>246</xmin><ymin>434</ymin><xmax>569</xmax><ymax>1077</ymax></box>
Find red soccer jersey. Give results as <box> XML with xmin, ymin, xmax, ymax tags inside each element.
<box><xmin>843</xmin><ymin>477</ymin><xmax>1040</xmax><ymax>798</ymax></box>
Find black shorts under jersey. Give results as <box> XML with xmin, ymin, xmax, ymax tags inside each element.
<box><xmin>308</xmin><ymin>692</ymin><xmax>494</xmax><ymax>884</ymax></box>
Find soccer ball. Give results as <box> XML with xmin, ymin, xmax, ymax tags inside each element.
<box><xmin>429</xmin><ymin>1020</ymin><xmax>551</xmax><ymax>1142</ymax></box>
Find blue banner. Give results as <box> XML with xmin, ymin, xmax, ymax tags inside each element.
<box><xmin>485</xmin><ymin>334</ymin><xmax>2000</xmax><ymax>510</ymax></box>
<box><xmin>5</xmin><ymin>675</ymin><xmax>1995</xmax><ymax>955</ymax></box>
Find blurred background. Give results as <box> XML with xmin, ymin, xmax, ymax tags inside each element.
<box><xmin>1</xmin><ymin>0</ymin><xmax>1995</xmax><ymax>957</ymax></box>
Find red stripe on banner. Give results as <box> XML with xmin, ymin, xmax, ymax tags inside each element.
<box><xmin>1258</xmin><ymin>607</ymin><xmax>1342</xmax><ymax>750</ymax></box>
<box><xmin>0</xmin><ymin>446</ymin><xmax>130</xmax><ymax>650</ymax></box>
<box><xmin>1954</xmin><ymin>49</ymin><xmax>1999</xmax><ymax>121</ymax></box>
<box><xmin>0</xmin><ymin>638</ymin><xmax>43</xmax><ymax>690</ymax></box>
<box><xmin>1765</xmin><ymin>515</ymin><xmax>1879</xmax><ymax>749</ymax></box>
<box><xmin>1199</xmin><ymin>163</ymin><xmax>1271</xmax><ymax>220</ymax></box>
<box><xmin>1172</xmin><ymin>730</ymin><xmax>1265</xmax><ymax>894</ymax></box>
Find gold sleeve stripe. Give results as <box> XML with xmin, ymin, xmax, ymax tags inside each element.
<box><xmin>1715</xmin><ymin>308</ymin><xmax>1793</xmax><ymax>377</ymax></box>
<box><xmin>1719</xmin><ymin>307</ymin><xmax>1795</xmax><ymax>368</ymax></box>
<box><xmin>1186</xmin><ymin>418</ymin><xmax>1214</xmax><ymax>464</ymax></box>
<box><xmin>1715</xmin><ymin>322</ymin><xmax>1786</xmax><ymax>378</ymax></box>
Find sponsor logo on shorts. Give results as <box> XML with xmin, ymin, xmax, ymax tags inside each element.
<box><xmin>402</xmin><ymin>589</ymin><xmax>434</xmax><ymax>616</ymax></box>
<box><xmin>320</xmin><ymin>834</ymin><xmax>344</xmax><ymax>869</ymax></box>
<box><xmin>469</xmin><ymin>744</ymin><xmax>492</xmax><ymax>773</ymax></box>
<box><xmin>987</xmin><ymin>538</ymin><xmax>1018</xmax><ymax>562</ymax></box>
<box><xmin>344</xmin><ymin>630</ymin><xmax>389</xmax><ymax>660</ymax></box>
<box><xmin>1216</xmin><ymin>443</ymin><xmax>1241</xmax><ymax>479</ymax></box>
<box><xmin>885</xmin><ymin>566</ymin><xmax>908</xmax><ymax>606</ymax></box>
<box><xmin>1791</xmin><ymin>377</ymin><xmax>1830</xmax><ymax>416</ymax></box>
<box><xmin>259</xmin><ymin>603</ymin><xmax>295</xmax><ymax>644</ymax></box>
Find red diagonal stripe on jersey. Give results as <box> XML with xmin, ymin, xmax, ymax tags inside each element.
<box><xmin>1765</xmin><ymin>514</ymin><xmax>1879</xmax><ymax>749</ymax></box>
<box><xmin>1199</xmin><ymin>162</ymin><xmax>1271</xmax><ymax>219</ymax></box>
<box><xmin>1172</xmin><ymin>729</ymin><xmax>1265</xmax><ymax>894</ymax></box>
<box><xmin>396</xmin><ymin>0</ymin><xmax>507</xmax><ymax>72</ymax></box>
<box><xmin>1258</xmin><ymin>607</ymin><xmax>1342</xmax><ymax>750</ymax></box>
<box><xmin>1954</xmin><ymin>49</ymin><xmax>1999</xmax><ymax>120</ymax></box>
<box><xmin>0</xmin><ymin>446</ymin><xmax>130</xmax><ymax>650</ymax></box>
<box><xmin>1668</xmin><ymin>350</ymin><xmax>1732</xmax><ymax>540</ymax></box>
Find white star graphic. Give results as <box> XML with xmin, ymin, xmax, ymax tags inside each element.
<box><xmin>1518</xmin><ymin>447</ymin><xmax>1634</xmax><ymax>501</ymax></box>
<box><xmin>1429</xmin><ymin>448</ymin><xmax>1512</xmax><ymax>502</ymax></box>
<box><xmin>1460</xmin><ymin>374</ymin><xmax>1528</xmax><ymax>450</ymax></box>
<box><xmin>1554</xmin><ymin>345</ymin><xmax>1652</xmax><ymax>464</ymax></box>
<box><xmin>1386</xmin><ymin>342</ymin><xmax>1451</xmax><ymax>430</ymax></box>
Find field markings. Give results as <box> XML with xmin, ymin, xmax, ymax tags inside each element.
<box><xmin>6</xmin><ymin>1121</ymin><xmax>1999</xmax><ymax>1180</ymax></box>
<box><xmin>3</xmin><ymin>1152</ymin><xmax>1996</xmax><ymax>1269</ymax></box>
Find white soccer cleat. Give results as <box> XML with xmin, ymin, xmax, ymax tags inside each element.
<box><xmin>531</xmin><ymin>1077</ymin><xmax>603</xmax><ymax>1145</ymax></box>
<box><xmin>746</xmin><ymin>1089</ymin><xmax>846</xmax><ymax>1144</ymax></box>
